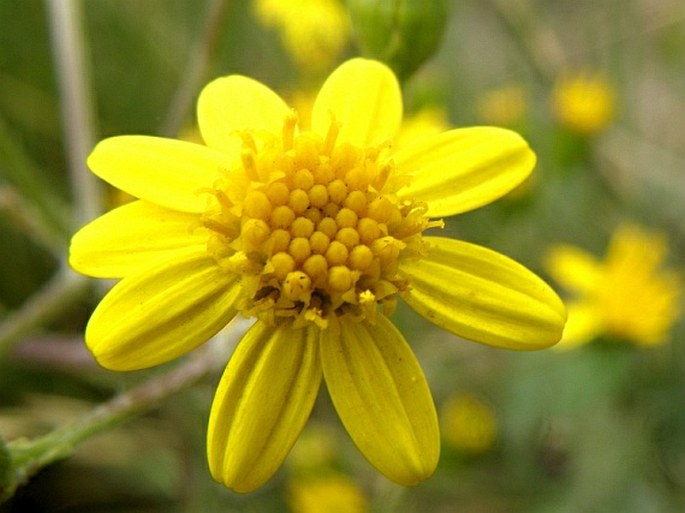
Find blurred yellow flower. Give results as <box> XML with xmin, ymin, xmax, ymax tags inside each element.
<box><xmin>254</xmin><ymin>0</ymin><xmax>350</xmax><ymax>72</ymax></box>
<box><xmin>441</xmin><ymin>393</ymin><xmax>497</xmax><ymax>454</ymax></box>
<box><xmin>70</xmin><ymin>58</ymin><xmax>565</xmax><ymax>492</ymax></box>
<box><xmin>546</xmin><ymin>224</ymin><xmax>682</xmax><ymax>348</ymax></box>
<box><xmin>476</xmin><ymin>85</ymin><xmax>528</xmax><ymax>127</ymax></box>
<box><xmin>288</xmin><ymin>474</ymin><xmax>368</xmax><ymax>513</ymax></box>
<box><xmin>287</xmin><ymin>422</ymin><xmax>338</xmax><ymax>473</ymax></box>
<box><xmin>551</xmin><ymin>71</ymin><xmax>615</xmax><ymax>135</ymax></box>
<box><xmin>395</xmin><ymin>105</ymin><xmax>450</xmax><ymax>148</ymax></box>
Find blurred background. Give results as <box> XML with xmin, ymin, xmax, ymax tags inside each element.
<box><xmin>1</xmin><ymin>0</ymin><xmax>685</xmax><ymax>511</ymax></box>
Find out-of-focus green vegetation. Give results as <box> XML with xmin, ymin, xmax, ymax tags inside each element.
<box><xmin>1</xmin><ymin>0</ymin><xmax>685</xmax><ymax>511</ymax></box>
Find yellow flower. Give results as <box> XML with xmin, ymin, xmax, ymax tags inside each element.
<box><xmin>545</xmin><ymin>224</ymin><xmax>682</xmax><ymax>348</ymax></box>
<box><xmin>287</xmin><ymin>422</ymin><xmax>338</xmax><ymax>472</ymax></box>
<box><xmin>288</xmin><ymin>474</ymin><xmax>368</xmax><ymax>513</ymax></box>
<box><xmin>551</xmin><ymin>71</ymin><xmax>615</xmax><ymax>135</ymax></box>
<box><xmin>395</xmin><ymin>106</ymin><xmax>450</xmax><ymax>149</ymax></box>
<box><xmin>476</xmin><ymin>85</ymin><xmax>528</xmax><ymax>127</ymax></box>
<box><xmin>254</xmin><ymin>0</ymin><xmax>350</xmax><ymax>72</ymax></box>
<box><xmin>69</xmin><ymin>58</ymin><xmax>566</xmax><ymax>492</ymax></box>
<box><xmin>440</xmin><ymin>393</ymin><xmax>497</xmax><ymax>454</ymax></box>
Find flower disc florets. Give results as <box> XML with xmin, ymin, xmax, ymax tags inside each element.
<box><xmin>201</xmin><ymin>113</ymin><xmax>438</xmax><ymax>329</ymax></box>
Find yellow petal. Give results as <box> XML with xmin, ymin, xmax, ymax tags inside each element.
<box><xmin>197</xmin><ymin>75</ymin><xmax>290</xmax><ymax>153</ymax></box>
<box><xmin>394</xmin><ymin>127</ymin><xmax>536</xmax><ymax>217</ymax></box>
<box><xmin>207</xmin><ymin>322</ymin><xmax>321</xmax><ymax>493</ymax></box>
<box><xmin>86</xmin><ymin>250</ymin><xmax>240</xmax><ymax>370</ymax></box>
<box><xmin>70</xmin><ymin>200</ymin><xmax>207</xmax><ymax>278</ymax></box>
<box><xmin>544</xmin><ymin>244</ymin><xmax>601</xmax><ymax>294</ymax></box>
<box><xmin>87</xmin><ymin>136</ymin><xmax>228</xmax><ymax>213</ymax></box>
<box><xmin>400</xmin><ymin>237</ymin><xmax>566</xmax><ymax>350</ymax></box>
<box><xmin>320</xmin><ymin>315</ymin><xmax>439</xmax><ymax>485</ymax></box>
<box><xmin>606</xmin><ymin>224</ymin><xmax>667</xmax><ymax>274</ymax></box>
<box><xmin>312</xmin><ymin>58</ymin><xmax>402</xmax><ymax>147</ymax></box>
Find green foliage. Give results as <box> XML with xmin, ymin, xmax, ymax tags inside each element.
<box><xmin>0</xmin><ymin>437</ymin><xmax>14</xmax><ymax>503</ymax></box>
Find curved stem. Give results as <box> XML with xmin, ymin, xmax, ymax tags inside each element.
<box><xmin>2</xmin><ymin>339</ymin><xmax>227</xmax><ymax>503</ymax></box>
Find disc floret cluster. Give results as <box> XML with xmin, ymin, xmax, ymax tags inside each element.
<box><xmin>202</xmin><ymin>113</ymin><xmax>439</xmax><ymax>330</ymax></box>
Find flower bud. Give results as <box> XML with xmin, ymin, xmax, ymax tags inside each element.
<box><xmin>346</xmin><ymin>0</ymin><xmax>450</xmax><ymax>81</ymax></box>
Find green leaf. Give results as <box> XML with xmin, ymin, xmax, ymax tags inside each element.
<box><xmin>0</xmin><ymin>436</ymin><xmax>17</xmax><ymax>504</ymax></box>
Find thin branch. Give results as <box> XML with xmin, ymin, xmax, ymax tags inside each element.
<box><xmin>159</xmin><ymin>0</ymin><xmax>230</xmax><ymax>137</ymax></box>
<box><xmin>45</xmin><ymin>0</ymin><xmax>101</xmax><ymax>228</ymax></box>
<box><xmin>3</xmin><ymin>0</ymin><xmax>105</xmax><ymax>364</ymax></box>
<box><xmin>0</xmin><ymin>184</ymin><xmax>67</xmax><ymax>255</ymax></box>
<box><xmin>2</xmin><ymin>342</ymin><xmax>223</xmax><ymax>502</ymax></box>
<box><xmin>0</xmin><ymin>117</ymin><xmax>72</xmax><ymax>247</ymax></box>
<box><xmin>1</xmin><ymin>319</ymin><xmax>250</xmax><ymax>503</ymax></box>
<box><xmin>487</xmin><ymin>0</ymin><xmax>566</xmax><ymax>84</ymax></box>
<box><xmin>0</xmin><ymin>269</ymin><xmax>88</xmax><ymax>360</ymax></box>
<box><xmin>9</xmin><ymin>335</ymin><xmax>97</xmax><ymax>373</ymax></box>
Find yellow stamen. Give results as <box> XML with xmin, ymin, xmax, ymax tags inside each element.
<box><xmin>272</xmin><ymin>252</ymin><xmax>296</xmax><ymax>279</ymax></box>
<box><xmin>282</xmin><ymin>111</ymin><xmax>298</xmax><ymax>151</ymax></box>
<box><xmin>289</xmin><ymin>189</ymin><xmax>310</xmax><ymax>214</ymax></box>
<box><xmin>323</xmin><ymin>118</ymin><xmax>340</xmax><ymax>155</ymax></box>
<box><xmin>291</xmin><ymin>217</ymin><xmax>315</xmax><ymax>238</ymax></box>
<box><xmin>283</xmin><ymin>271</ymin><xmax>312</xmax><ymax>301</ymax></box>
<box><xmin>329</xmin><ymin>265</ymin><xmax>353</xmax><ymax>292</ymax></box>
<box><xmin>310</xmin><ymin>231</ymin><xmax>331</xmax><ymax>254</ymax></box>
<box><xmin>335</xmin><ymin>208</ymin><xmax>358</xmax><ymax>229</ymax></box>
<box><xmin>289</xmin><ymin>237</ymin><xmax>312</xmax><ymax>263</ymax></box>
<box><xmin>325</xmin><ymin>241</ymin><xmax>349</xmax><ymax>266</ymax></box>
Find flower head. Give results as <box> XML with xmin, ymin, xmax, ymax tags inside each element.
<box><xmin>552</xmin><ymin>71</ymin><xmax>615</xmax><ymax>135</ymax></box>
<box><xmin>70</xmin><ymin>58</ymin><xmax>566</xmax><ymax>492</ymax></box>
<box><xmin>440</xmin><ymin>392</ymin><xmax>497</xmax><ymax>454</ymax></box>
<box><xmin>395</xmin><ymin>105</ymin><xmax>450</xmax><ymax>148</ymax></box>
<box><xmin>288</xmin><ymin>473</ymin><xmax>368</xmax><ymax>513</ymax></box>
<box><xmin>254</xmin><ymin>0</ymin><xmax>349</xmax><ymax>72</ymax></box>
<box><xmin>476</xmin><ymin>84</ymin><xmax>528</xmax><ymax>127</ymax></box>
<box><xmin>545</xmin><ymin>224</ymin><xmax>682</xmax><ymax>348</ymax></box>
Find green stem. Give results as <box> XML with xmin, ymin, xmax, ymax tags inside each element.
<box><xmin>3</xmin><ymin>343</ymin><xmax>224</xmax><ymax>502</ymax></box>
<box><xmin>0</xmin><ymin>117</ymin><xmax>72</xmax><ymax>249</ymax></box>
<box><xmin>158</xmin><ymin>0</ymin><xmax>230</xmax><ymax>137</ymax></box>
<box><xmin>487</xmin><ymin>0</ymin><xmax>566</xmax><ymax>85</ymax></box>
<box><xmin>45</xmin><ymin>0</ymin><xmax>101</xmax><ymax>228</ymax></box>
<box><xmin>0</xmin><ymin>268</ymin><xmax>88</xmax><ymax>359</ymax></box>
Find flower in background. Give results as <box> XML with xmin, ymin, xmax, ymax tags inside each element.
<box><xmin>476</xmin><ymin>84</ymin><xmax>528</xmax><ymax>127</ymax></box>
<box><xmin>286</xmin><ymin>422</ymin><xmax>338</xmax><ymax>472</ymax></box>
<box><xmin>285</xmin><ymin>424</ymin><xmax>366</xmax><ymax>512</ymax></box>
<box><xmin>440</xmin><ymin>392</ymin><xmax>497</xmax><ymax>454</ymax></box>
<box><xmin>395</xmin><ymin>105</ymin><xmax>450</xmax><ymax>148</ymax></box>
<box><xmin>253</xmin><ymin>0</ymin><xmax>350</xmax><ymax>72</ymax></box>
<box><xmin>551</xmin><ymin>71</ymin><xmax>615</xmax><ymax>135</ymax></box>
<box><xmin>70</xmin><ymin>58</ymin><xmax>566</xmax><ymax>492</ymax></box>
<box><xmin>545</xmin><ymin>224</ymin><xmax>682</xmax><ymax>348</ymax></box>
<box><xmin>288</xmin><ymin>474</ymin><xmax>368</xmax><ymax>513</ymax></box>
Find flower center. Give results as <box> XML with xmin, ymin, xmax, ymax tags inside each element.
<box><xmin>201</xmin><ymin>113</ymin><xmax>439</xmax><ymax>329</ymax></box>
